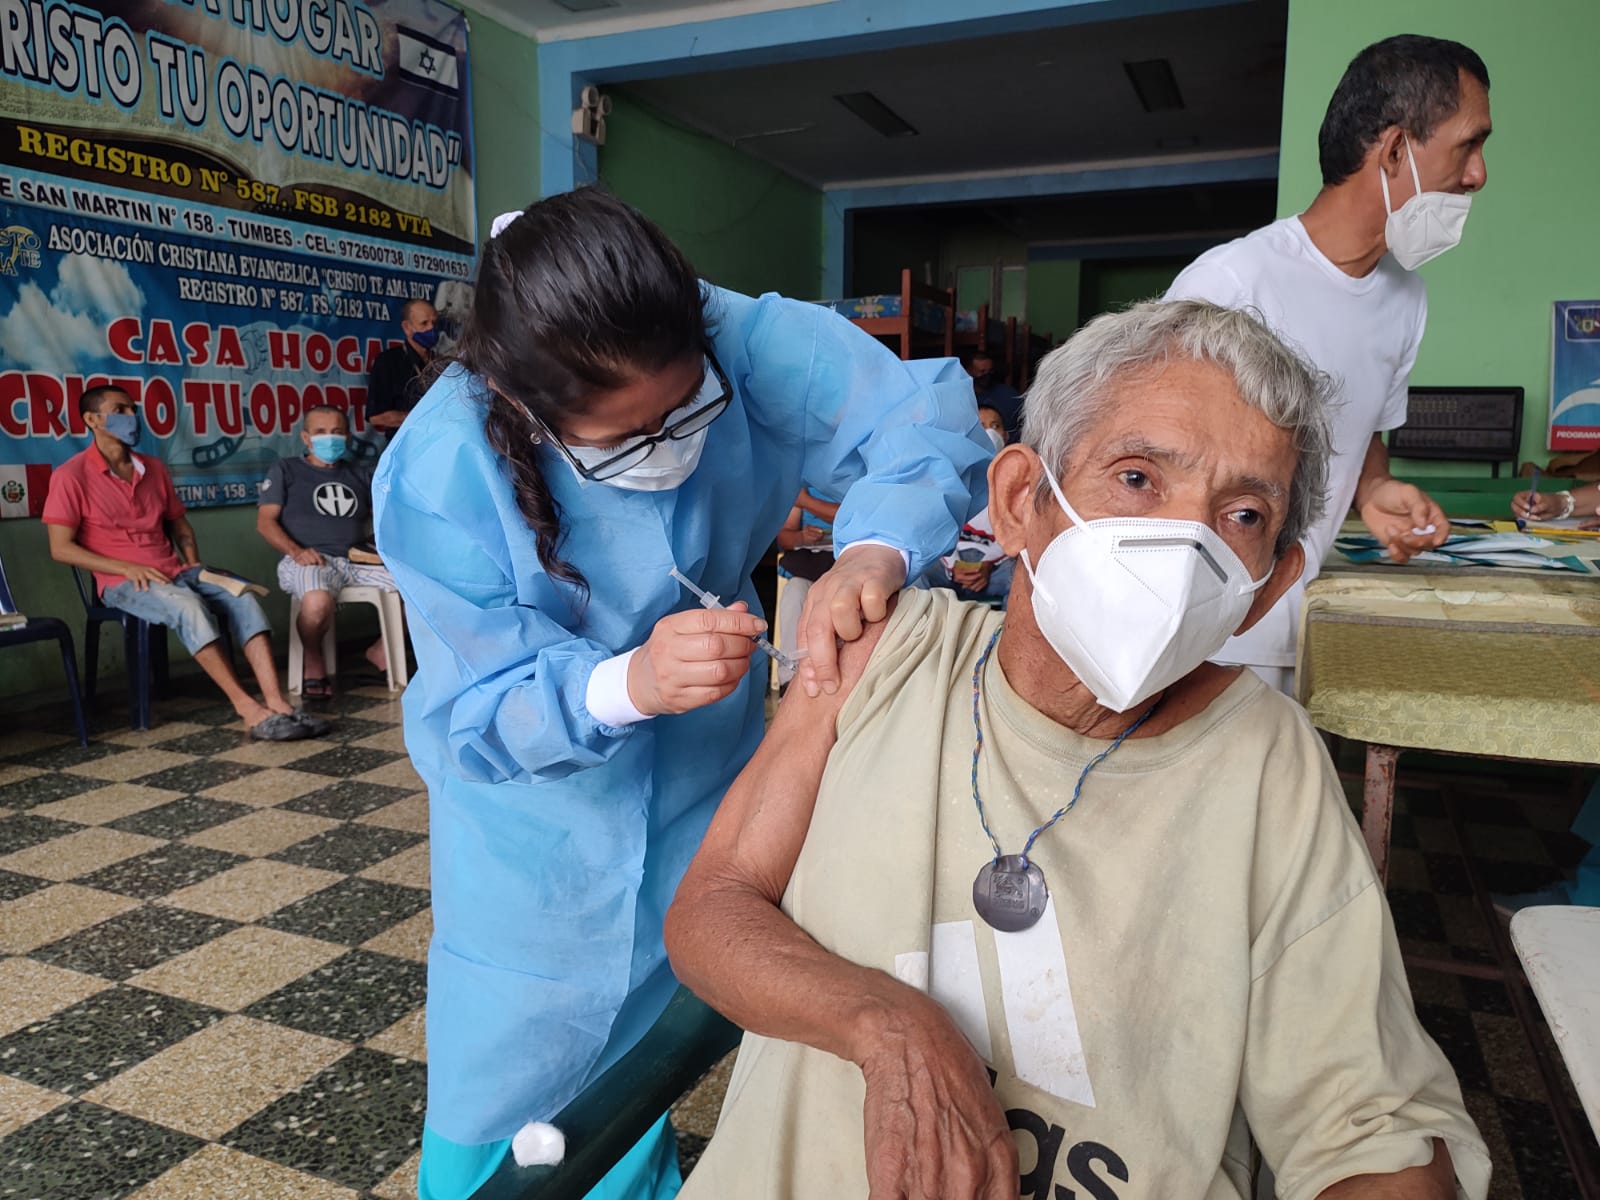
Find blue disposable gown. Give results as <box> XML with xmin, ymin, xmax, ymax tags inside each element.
<box><xmin>372</xmin><ymin>286</ymin><xmax>991</xmax><ymax>1146</ymax></box>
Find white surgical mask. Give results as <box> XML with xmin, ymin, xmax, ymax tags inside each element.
<box><xmin>514</xmin><ymin>359</ymin><xmax>725</xmax><ymax>493</ymax></box>
<box><xmin>985</xmin><ymin>427</ymin><xmax>1006</xmax><ymax>452</ymax></box>
<box><xmin>563</xmin><ymin>423</ymin><xmax>709</xmax><ymax>492</ymax></box>
<box><xmin>1381</xmin><ymin>134</ymin><xmax>1471</xmax><ymax>271</ymax></box>
<box><xmin>1019</xmin><ymin>462</ymin><xmax>1269</xmax><ymax>712</ymax></box>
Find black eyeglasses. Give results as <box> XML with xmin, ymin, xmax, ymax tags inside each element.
<box><xmin>542</xmin><ymin>353</ymin><xmax>732</xmax><ymax>482</ymax></box>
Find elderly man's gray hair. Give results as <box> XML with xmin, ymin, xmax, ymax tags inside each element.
<box><xmin>1024</xmin><ymin>299</ymin><xmax>1333</xmax><ymax>555</ymax></box>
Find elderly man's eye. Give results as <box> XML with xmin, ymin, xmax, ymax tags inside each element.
<box><xmin>1230</xmin><ymin>508</ymin><xmax>1264</xmax><ymax>528</ymax></box>
<box><xmin>1117</xmin><ymin>470</ymin><xmax>1150</xmax><ymax>490</ymax></box>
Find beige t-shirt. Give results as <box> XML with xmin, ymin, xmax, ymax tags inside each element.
<box><xmin>683</xmin><ymin>589</ymin><xmax>1488</xmax><ymax>1200</ymax></box>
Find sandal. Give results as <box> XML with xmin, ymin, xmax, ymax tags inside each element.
<box><xmin>302</xmin><ymin>677</ymin><xmax>333</xmax><ymax>700</ymax></box>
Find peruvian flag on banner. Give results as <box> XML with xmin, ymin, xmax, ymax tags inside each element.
<box><xmin>0</xmin><ymin>465</ymin><xmax>54</xmax><ymax>519</ymax></box>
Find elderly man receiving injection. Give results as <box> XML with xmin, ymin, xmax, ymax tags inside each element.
<box><xmin>667</xmin><ymin>301</ymin><xmax>1489</xmax><ymax>1200</ymax></box>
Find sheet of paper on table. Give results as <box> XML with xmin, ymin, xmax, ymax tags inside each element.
<box><xmin>1333</xmin><ymin>532</ymin><xmax>1599</xmax><ymax>573</ymax></box>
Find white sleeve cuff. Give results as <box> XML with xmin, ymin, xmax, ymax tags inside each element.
<box><xmin>585</xmin><ymin>649</ymin><xmax>652</xmax><ymax>729</ymax></box>
<box><xmin>835</xmin><ymin>539</ymin><xmax>911</xmax><ymax>580</ymax></box>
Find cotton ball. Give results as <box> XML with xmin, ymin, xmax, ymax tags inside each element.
<box><xmin>512</xmin><ymin>1121</ymin><xmax>566</xmax><ymax>1167</ymax></box>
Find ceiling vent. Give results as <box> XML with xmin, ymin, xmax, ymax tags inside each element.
<box><xmin>553</xmin><ymin>0</ymin><xmax>620</xmax><ymax>12</ymax></box>
<box><xmin>834</xmin><ymin>91</ymin><xmax>918</xmax><ymax>138</ymax></box>
<box><xmin>1124</xmin><ymin>58</ymin><xmax>1185</xmax><ymax>112</ymax></box>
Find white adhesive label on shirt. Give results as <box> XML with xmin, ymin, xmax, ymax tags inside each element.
<box><xmin>992</xmin><ymin>898</ymin><xmax>1096</xmax><ymax>1108</ymax></box>
<box><xmin>893</xmin><ymin>950</ymin><xmax>929</xmax><ymax>993</ymax></box>
<box><xmin>929</xmin><ymin>921</ymin><xmax>993</xmax><ymax>1062</ymax></box>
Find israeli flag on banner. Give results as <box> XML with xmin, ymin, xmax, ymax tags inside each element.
<box><xmin>396</xmin><ymin>26</ymin><xmax>460</xmax><ymax>94</ymax></box>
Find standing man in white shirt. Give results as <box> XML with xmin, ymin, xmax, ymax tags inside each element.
<box><xmin>1167</xmin><ymin>34</ymin><xmax>1492</xmax><ymax>692</ymax></box>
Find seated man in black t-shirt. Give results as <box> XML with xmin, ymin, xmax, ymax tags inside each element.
<box><xmin>365</xmin><ymin>299</ymin><xmax>437</xmax><ymax>437</ymax></box>
<box><xmin>257</xmin><ymin>405</ymin><xmax>399</xmax><ymax>697</ymax></box>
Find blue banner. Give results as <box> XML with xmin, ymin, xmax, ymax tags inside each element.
<box><xmin>0</xmin><ymin>0</ymin><xmax>477</xmax><ymax>517</ymax></box>
<box><xmin>0</xmin><ymin>167</ymin><xmax>473</xmax><ymax>515</ymax></box>
<box><xmin>1551</xmin><ymin>300</ymin><xmax>1600</xmax><ymax>452</ymax></box>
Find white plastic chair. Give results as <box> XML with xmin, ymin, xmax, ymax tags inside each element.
<box><xmin>288</xmin><ymin>585</ymin><xmax>407</xmax><ymax>693</ymax></box>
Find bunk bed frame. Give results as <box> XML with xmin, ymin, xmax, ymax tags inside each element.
<box><xmin>819</xmin><ymin>269</ymin><xmax>955</xmax><ymax>360</ymax></box>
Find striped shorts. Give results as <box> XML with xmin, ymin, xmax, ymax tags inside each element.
<box><xmin>275</xmin><ymin>554</ymin><xmax>396</xmax><ymax>598</ymax></box>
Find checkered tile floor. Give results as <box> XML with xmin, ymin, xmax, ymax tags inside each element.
<box><xmin>1373</xmin><ymin>771</ymin><xmax>1597</xmax><ymax>1200</ymax></box>
<box><xmin>1</xmin><ymin>682</ymin><xmax>429</xmax><ymax>1200</ymax></box>
<box><xmin>0</xmin><ymin>676</ymin><xmax>1594</xmax><ymax>1198</ymax></box>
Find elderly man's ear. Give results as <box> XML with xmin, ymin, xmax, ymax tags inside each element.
<box><xmin>988</xmin><ymin>445</ymin><xmax>1047</xmax><ymax>559</ymax></box>
<box><xmin>985</xmin><ymin>444</ymin><xmax>1306</xmax><ymax>639</ymax></box>
<box><xmin>1234</xmin><ymin>542</ymin><xmax>1303</xmax><ymax>637</ymax></box>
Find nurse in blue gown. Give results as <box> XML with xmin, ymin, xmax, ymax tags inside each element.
<box><xmin>372</xmin><ymin>188</ymin><xmax>990</xmax><ymax>1200</ymax></box>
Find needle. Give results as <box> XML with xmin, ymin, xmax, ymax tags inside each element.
<box><xmin>669</xmin><ymin>567</ymin><xmax>803</xmax><ymax>674</ymax></box>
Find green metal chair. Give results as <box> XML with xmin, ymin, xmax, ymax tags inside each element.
<box><xmin>468</xmin><ymin>987</ymin><xmax>741</xmax><ymax>1200</ymax></box>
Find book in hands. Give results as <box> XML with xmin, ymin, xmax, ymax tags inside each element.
<box><xmin>347</xmin><ymin>541</ymin><xmax>384</xmax><ymax>566</ymax></box>
<box><xmin>198</xmin><ymin>568</ymin><xmax>269</xmax><ymax>598</ymax></box>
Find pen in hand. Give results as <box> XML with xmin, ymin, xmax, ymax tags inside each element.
<box><xmin>1516</xmin><ymin>467</ymin><xmax>1541</xmax><ymax>531</ymax></box>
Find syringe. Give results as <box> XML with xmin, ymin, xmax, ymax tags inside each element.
<box><xmin>669</xmin><ymin>567</ymin><xmax>804</xmax><ymax>674</ymax></box>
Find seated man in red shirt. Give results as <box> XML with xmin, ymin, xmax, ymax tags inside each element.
<box><xmin>43</xmin><ymin>385</ymin><xmax>328</xmax><ymax>741</ymax></box>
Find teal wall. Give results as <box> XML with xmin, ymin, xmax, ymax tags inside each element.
<box><xmin>1280</xmin><ymin>0</ymin><xmax>1600</xmax><ymax>475</ymax></box>
<box><xmin>0</xmin><ymin>10</ymin><xmax>542</xmax><ymax>712</ymax></box>
<box><xmin>1078</xmin><ymin>258</ymin><xmax>1190</xmax><ymax>324</ymax></box>
<box><xmin>465</xmin><ymin>4</ymin><xmax>540</xmax><ymax>236</ymax></box>
<box><xmin>1026</xmin><ymin>259</ymin><xmax>1082</xmax><ymax>344</ymax></box>
<box><xmin>599</xmin><ymin>92</ymin><xmax>825</xmax><ymax>300</ymax></box>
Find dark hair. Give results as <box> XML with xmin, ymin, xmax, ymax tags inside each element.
<box><xmin>400</xmin><ymin>298</ymin><xmax>433</xmax><ymax>324</ymax></box>
<box><xmin>459</xmin><ymin>187</ymin><xmax>708</xmax><ymax>592</ymax></box>
<box><xmin>79</xmin><ymin>384</ymin><xmax>129</xmax><ymax>418</ymax></box>
<box><xmin>1319</xmin><ymin>35</ymin><xmax>1489</xmax><ymax>186</ymax></box>
<box><xmin>301</xmin><ymin>404</ymin><xmax>347</xmax><ymax>431</ymax></box>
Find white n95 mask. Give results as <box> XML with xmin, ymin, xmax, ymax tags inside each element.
<box><xmin>1019</xmin><ymin>463</ymin><xmax>1268</xmax><ymax>712</ymax></box>
<box><xmin>563</xmin><ymin>423</ymin><xmax>709</xmax><ymax>492</ymax></box>
<box><xmin>1381</xmin><ymin>134</ymin><xmax>1471</xmax><ymax>271</ymax></box>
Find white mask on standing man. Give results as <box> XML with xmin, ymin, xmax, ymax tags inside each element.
<box><xmin>1381</xmin><ymin>134</ymin><xmax>1472</xmax><ymax>270</ymax></box>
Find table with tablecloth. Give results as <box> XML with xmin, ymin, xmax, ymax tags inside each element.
<box><xmin>1295</xmin><ymin>561</ymin><xmax>1600</xmax><ymax>1193</ymax></box>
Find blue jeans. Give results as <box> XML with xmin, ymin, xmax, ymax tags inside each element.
<box><xmin>102</xmin><ymin>566</ymin><xmax>273</xmax><ymax>655</ymax></box>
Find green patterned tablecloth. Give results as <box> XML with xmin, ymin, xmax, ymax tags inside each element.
<box><xmin>1298</xmin><ymin>572</ymin><xmax>1600</xmax><ymax>763</ymax></box>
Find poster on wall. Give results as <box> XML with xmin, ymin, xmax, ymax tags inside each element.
<box><xmin>1550</xmin><ymin>300</ymin><xmax>1600</xmax><ymax>452</ymax></box>
<box><xmin>0</xmin><ymin>0</ymin><xmax>477</xmax><ymax>518</ymax></box>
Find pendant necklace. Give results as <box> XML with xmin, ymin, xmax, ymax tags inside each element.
<box><xmin>969</xmin><ymin>627</ymin><xmax>1156</xmax><ymax>932</ymax></box>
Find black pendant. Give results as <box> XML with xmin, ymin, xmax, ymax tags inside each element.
<box><xmin>972</xmin><ymin>854</ymin><xmax>1049</xmax><ymax>932</ymax></box>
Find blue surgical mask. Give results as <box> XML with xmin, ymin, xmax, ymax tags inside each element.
<box><xmin>310</xmin><ymin>434</ymin><xmax>348</xmax><ymax>462</ymax></box>
<box><xmin>411</xmin><ymin>327</ymin><xmax>440</xmax><ymax>350</ymax></box>
<box><xmin>102</xmin><ymin>411</ymin><xmax>140</xmax><ymax>446</ymax></box>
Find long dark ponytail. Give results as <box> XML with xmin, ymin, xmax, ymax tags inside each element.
<box><xmin>457</xmin><ymin>187</ymin><xmax>708</xmax><ymax>592</ymax></box>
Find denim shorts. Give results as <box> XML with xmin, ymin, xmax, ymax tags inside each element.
<box><xmin>102</xmin><ymin>566</ymin><xmax>273</xmax><ymax>655</ymax></box>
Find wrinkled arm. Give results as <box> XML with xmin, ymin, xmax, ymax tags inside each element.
<box><xmin>666</xmin><ymin>616</ymin><xmax>1017</xmax><ymax>1198</ymax></box>
<box><xmin>665</xmin><ymin>624</ymin><xmax>914</xmax><ymax>1056</ymax></box>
